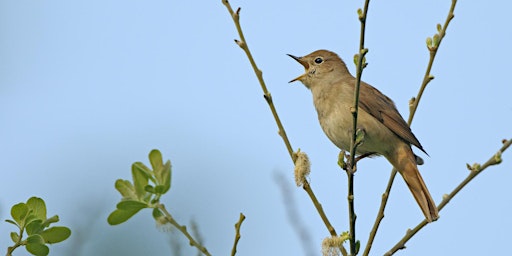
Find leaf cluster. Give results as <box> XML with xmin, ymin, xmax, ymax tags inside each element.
<box><xmin>6</xmin><ymin>197</ymin><xmax>71</xmax><ymax>256</ymax></box>
<box><xmin>107</xmin><ymin>149</ymin><xmax>172</xmax><ymax>225</ymax></box>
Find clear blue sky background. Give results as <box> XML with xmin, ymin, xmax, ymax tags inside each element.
<box><xmin>1</xmin><ymin>1</ymin><xmax>511</xmax><ymax>255</ymax></box>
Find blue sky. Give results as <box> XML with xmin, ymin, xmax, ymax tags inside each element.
<box><xmin>1</xmin><ymin>1</ymin><xmax>511</xmax><ymax>255</ymax></box>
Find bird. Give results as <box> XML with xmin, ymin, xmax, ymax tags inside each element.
<box><xmin>288</xmin><ymin>49</ymin><xmax>438</xmax><ymax>222</ymax></box>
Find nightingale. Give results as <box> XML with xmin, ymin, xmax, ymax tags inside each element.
<box><xmin>288</xmin><ymin>49</ymin><xmax>438</xmax><ymax>222</ymax></box>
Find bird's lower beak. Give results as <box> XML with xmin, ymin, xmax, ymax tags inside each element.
<box><xmin>287</xmin><ymin>54</ymin><xmax>308</xmax><ymax>83</ymax></box>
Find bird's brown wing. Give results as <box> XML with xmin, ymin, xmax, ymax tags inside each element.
<box><xmin>358</xmin><ymin>81</ymin><xmax>427</xmax><ymax>154</ymax></box>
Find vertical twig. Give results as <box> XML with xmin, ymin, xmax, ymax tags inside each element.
<box><xmin>231</xmin><ymin>213</ymin><xmax>246</xmax><ymax>256</ymax></box>
<box><xmin>363</xmin><ymin>1</ymin><xmax>457</xmax><ymax>255</ymax></box>
<box><xmin>347</xmin><ymin>1</ymin><xmax>371</xmax><ymax>255</ymax></box>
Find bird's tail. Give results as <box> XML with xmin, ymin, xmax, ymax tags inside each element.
<box><xmin>388</xmin><ymin>145</ymin><xmax>439</xmax><ymax>222</ymax></box>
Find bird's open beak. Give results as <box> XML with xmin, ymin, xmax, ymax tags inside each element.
<box><xmin>287</xmin><ymin>54</ymin><xmax>308</xmax><ymax>83</ymax></box>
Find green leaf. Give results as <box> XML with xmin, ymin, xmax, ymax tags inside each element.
<box><xmin>352</xmin><ymin>54</ymin><xmax>358</xmax><ymax>66</ymax></box>
<box><xmin>26</xmin><ymin>197</ymin><xmax>47</xmax><ymax>220</ymax></box>
<box><xmin>145</xmin><ymin>185</ymin><xmax>155</xmax><ymax>193</ymax></box>
<box><xmin>26</xmin><ymin>234</ymin><xmax>49</xmax><ymax>256</ymax></box>
<box><xmin>152</xmin><ymin>208</ymin><xmax>164</xmax><ymax>219</ymax></box>
<box><xmin>116</xmin><ymin>200</ymin><xmax>148</xmax><ymax>211</ymax></box>
<box><xmin>357</xmin><ymin>8</ymin><xmax>363</xmax><ymax>18</ymax></box>
<box><xmin>26</xmin><ymin>219</ymin><xmax>44</xmax><ymax>235</ymax></box>
<box><xmin>25</xmin><ymin>214</ymin><xmax>38</xmax><ymax>226</ymax></box>
<box><xmin>115</xmin><ymin>179</ymin><xmax>137</xmax><ymax>200</ymax></box>
<box><xmin>152</xmin><ymin>208</ymin><xmax>169</xmax><ymax>226</ymax></box>
<box><xmin>156</xmin><ymin>161</ymin><xmax>172</xmax><ymax>194</ymax></box>
<box><xmin>5</xmin><ymin>219</ymin><xmax>19</xmax><ymax>228</ymax></box>
<box><xmin>40</xmin><ymin>226</ymin><xmax>71</xmax><ymax>244</ymax></box>
<box><xmin>11</xmin><ymin>202</ymin><xmax>28</xmax><ymax>225</ymax></box>
<box><xmin>27</xmin><ymin>234</ymin><xmax>45</xmax><ymax>244</ymax></box>
<box><xmin>426</xmin><ymin>37</ymin><xmax>433</xmax><ymax>48</ymax></box>
<box><xmin>43</xmin><ymin>215</ymin><xmax>59</xmax><ymax>228</ymax></box>
<box><xmin>132</xmin><ymin>163</ymin><xmax>150</xmax><ymax>200</ymax></box>
<box><xmin>133</xmin><ymin>162</ymin><xmax>152</xmax><ymax>178</ymax></box>
<box><xmin>107</xmin><ymin>209</ymin><xmax>141</xmax><ymax>225</ymax></box>
<box><xmin>433</xmin><ymin>34</ymin><xmax>440</xmax><ymax>46</ymax></box>
<box><xmin>355</xmin><ymin>128</ymin><xmax>366</xmax><ymax>147</ymax></box>
<box><xmin>26</xmin><ymin>243</ymin><xmax>49</xmax><ymax>256</ymax></box>
<box><xmin>134</xmin><ymin>161</ymin><xmax>153</xmax><ymax>174</ymax></box>
<box><xmin>114</xmin><ymin>179</ymin><xmax>137</xmax><ymax>199</ymax></box>
<box><xmin>10</xmin><ymin>232</ymin><xmax>19</xmax><ymax>243</ymax></box>
<box><xmin>149</xmin><ymin>149</ymin><xmax>163</xmax><ymax>173</ymax></box>
<box><xmin>154</xmin><ymin>185</ymin><xmax>167</xmax><ymax>194</ymax></box>
<box><xmin>337</xmin><ymin>151</ymin><xmax>347</xmax><ymax>170</ymax></box>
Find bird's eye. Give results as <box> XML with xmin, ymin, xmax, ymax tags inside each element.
<box><xmin>314</xmin><ymin>57</ymin><xmax>323</xmax><ymax>64</ymax></box>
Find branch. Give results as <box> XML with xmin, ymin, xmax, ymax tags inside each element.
<box><xmin>346</xmin><ymin>1</ymin><xmax>371</xmax><ymax>255</ymax></box>
<box><xmin>231</xmin><ymin>213</ymin><xmax>246</xmax><ymax>256</ymax></box>
<box><xmin>408</xmin><ymin>0</ymin><xmax>457</xmax><ymax>124</ymax></box>
<box><xmin>222</xmin><ymin>0</ymin><xmax>337</xmax><ymax>237</ymax></box>
<box><xmin>363</xmin><ymin>1</ymin><xmax>457</xmax><ymax>255</ymax></box>
<box><xmin>156</xmin><ymin>203</ymin><xmax>212</xmax><ymax>256</ymax></box>
<box><xmin>385</xmin><ymin>138</ymin><xmax>511</xmax><ymax>255</ymax></box>
<box><xmin>221</xmin><ymin>0</ymin><xmax>294</xmax><ymax>160</ymax></box>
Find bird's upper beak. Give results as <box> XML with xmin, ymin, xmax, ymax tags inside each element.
<box><xmin>287</xmin><ymin>54</ymin><xmax>308</xmax><ymax>83</ymax></box>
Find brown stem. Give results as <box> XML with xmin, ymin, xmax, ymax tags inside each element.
<box><xmin>363</xmin><ymin>1</ymin><xmax>458</xmax><ymax>255</ymax></box>
<box><xmin>221</xmin><ymin>0</ymin><xmax>337</xmax><ymax>238</ymax></box>
<box><xmin>385</xmin><ymin>139</ymin><xmax>511</xmax><ymax>255</ymax></box>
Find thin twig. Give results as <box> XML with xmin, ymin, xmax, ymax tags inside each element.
<box><xmin>362</xmin><ymin>166</ymin><xmax>396</xmax><ymax>256</ymax></box>
<box><xmin>385</xmin><ymin>139</ymin><xmax>511</xmax><ymax>255</ymax></box>
<box><xmin>156</xmin><ymin>203</ymin><xmax>212</xmax><ymax>256</ymax></box>
<box><xmin>6</xmin><ymin>227</ymin><xmax>24</xmax><ymax>256</ymax></box>
<box><xmin>347</xmin><ymin>1</ymin><xmax>371</xmax><ymax>255</ymax></box>
<box><xmin>408</xmin><ymin>0</ymin><xmax>457</xmax><ymax>124</ymax></box>
<box><xmin>303</xmin><ymin>182</ymin><xmax>338</xmax><ymax>237</ymax></box>
<box><xmin>221</xmin><ymin>0</ymin><xmax>294</xmax><ymax>161</ymax></box>
<box><xmin>231</xmin><ymin>213</ymin><xmax>246</xmax><ymax>256</ymax></box>
<box><xmin>363</xmin><ymin>1</ymin><xmax>457</xmax><ymax>255</ymax></box>
<box><xmin>221</xmin><ymin>0</ymin><xmax>337</xmax><ymax>236</ymax></box>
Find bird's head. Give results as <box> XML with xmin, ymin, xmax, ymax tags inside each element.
<box><xmin>288</xmin><ymin>49</ymin><xmax>349</xmax><ymax>89</ymax></box>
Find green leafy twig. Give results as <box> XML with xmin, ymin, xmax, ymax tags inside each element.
<box><xmin>230</xmin><ymin>213</ymin><xmax>246</xmax><ymax>256</ymax></box>
<box><xmin>385</xmin><ymin>138</ymin><xmax>511</xmax><ymax>255</ymax></box>
<box><xmin>221</xmin><ymin>0</ymin><xmax>337</xmax><ymax>238</ymax></box>
<box><xmin>5</xmin><ymin>197</ymin><xmax>71</xmax><ymax>256</ymax></box>
<box><xmin>108</xmin><ymin>149</ymin><xmax>212</xmax><ymax>256</ymax></box>
<box><xmin>363</xmin><ymin>1</ymin><xmax>457</xmax><ymax>255</ymax></box>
